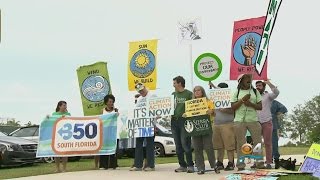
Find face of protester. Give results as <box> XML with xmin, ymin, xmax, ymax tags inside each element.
<box><xmin>194</xmin><ymin>86</ymin><xmax>203</xmax><ymax>98</ymax></box>
<box><xmin>240</xmin><ymin>75</ymin><xmax>252</xmax><ymax>90</ymax></box>
<box><xmin>256</xmin><ymin>82</ymin><xmax>265</xmax><ymax>94</ymax></box>
<box><xmin>173</xmin><ymin>80</ymin><xmax>181</xmax><ymax>91</ymax></box>
<box><xmin>138</xmin><ymin>87</ymin><xmax>148</xmax><ymax>97</ymax></box>
<box><xmin>59</xmin><ymin>103</ymin><xmax>67</xmax><ymax>112</ymax></box>
<box><xmin>106</xmin><ymin>99</ymin><xmax>114</xmax><ymax>109</ymax></box>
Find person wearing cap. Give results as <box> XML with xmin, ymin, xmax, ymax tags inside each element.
<box><xmin>171</xmin><ymin>76</ymin><xmax>194</xmax><ymax>173</ymax></box>
<box><xmin>255</xmin><ymin>79</ymin><xmax>280</xmax><ymax>169</ymax></box>
<box><xmin>130</xmin><ymin>83</ymin><xmax>157</xmax><ymax>171</ymax></box>
<box><xmin>231</xmin><ymin>74</ymin><xmax>263</xmax><ymax>170</ymax></box>
<box><xmin>209</xmin><ymin>82</ymin><xmax>236</xmax><ymax>171</ymax></box>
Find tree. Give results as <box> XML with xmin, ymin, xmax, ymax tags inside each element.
<box><xmin>0</xmin><ymin>118</ymin><xmax>21</xmax><ymax>127</ymax></box>
<box><xmin>283</xmin><ymin>94</ymin><xmax>320</xmax><ymax>144</ymax></box>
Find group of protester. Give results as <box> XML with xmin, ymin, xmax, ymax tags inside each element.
<box><xmin>51</xmin><ymin>73</ymin><xmax>287</xmax><ymax>174</ymax></box>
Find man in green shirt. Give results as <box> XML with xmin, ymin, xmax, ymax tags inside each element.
<box><xmin>171</xmin><ymin>76</ymin><xmax>194</xmax><ymax>173</ymax></box>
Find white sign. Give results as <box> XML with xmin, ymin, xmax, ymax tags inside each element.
<box><xmin>208</xmin><ymin>88</ymin><xmax>232</xmax><ymax>109</ymax></box>
<box><xmin>178</xmin><ymin>18</ymin><xmax>202</xmax><ymax>43</ymax></box>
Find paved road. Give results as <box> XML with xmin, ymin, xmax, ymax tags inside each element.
<box><xmin>10</xmin><ymin>155</ymin><xmax>305</xmax><ymax>180</ymax></box>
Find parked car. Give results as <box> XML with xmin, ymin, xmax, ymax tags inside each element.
<box><xmin>118</xmin><ymin>124</ymin><xmax>176</xmax><ymax>158</ymax></box>
<box><xmin>9</xmin><ymin>126</ymin><xmax>81</xmax><ymax>163</ymax></box>
<box><xmin>0</xmin><ymin>131</ymin><xmax>40</xmax><ymax>167</ymax></box>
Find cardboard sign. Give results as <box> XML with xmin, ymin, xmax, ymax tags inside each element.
<box><xmin>185</xmin><ymin>97</ymin><xmax>208</xmax><ymax>117</ymax></box>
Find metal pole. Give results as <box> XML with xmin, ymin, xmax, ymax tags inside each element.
<box><xmin>189</xmin><ymin>43</ymin><xmax>194</xmax><ymax>89</ymax></box>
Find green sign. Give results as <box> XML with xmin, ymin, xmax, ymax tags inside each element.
<box><xmin>184</xmin><ymin>115</ymin><xmax>212</xmax><ymax>137</ymax></box>
<box><xmin>194</xmin><ymin>53</ymin><xmax>222</xmax><ymax>81</ymax></box>
<box><xmin>76</xmin><ymin>62</ymin><xmax>112</xmax><ymax>116</ymax></box>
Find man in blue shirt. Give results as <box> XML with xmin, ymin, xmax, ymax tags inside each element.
<box><xmin>270</xmin><ymin>100</ymin><xmax>287</xmax><ymax>169</ymax></box>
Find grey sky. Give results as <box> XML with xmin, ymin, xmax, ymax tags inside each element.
<box><xmin>0</xmin><ymin>0</ymin><xmax>319</xmax><ymax>142</ymax></box>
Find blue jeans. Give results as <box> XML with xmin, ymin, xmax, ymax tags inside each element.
<box><xmin>171</xmin><ymin>117</ymin><xmax>193</xmax><ymax>168</ymax></box>
<box><xmin>272</xmin><ymin>129</ymin><xmax>280</xmax><ymax>160</ymax></box>
<box><xmin>134</xmin><ymin>136</ymin><xmax>155</xmax><ymax>168</ymax></box>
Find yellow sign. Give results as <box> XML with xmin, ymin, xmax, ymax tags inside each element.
<box><xmin>185</xmin><ymin>97</ymin><xmax>208</xmax><ymax>117</ymax></box>
<box><xmin>128</xmin><ymin>39</ymin><xmax>158</xmax><ymax>91</ymax></box>
<box><xmin>306</xmin><ymin>143</ymin><xmax>320</xmax><ymax>160</ymax></box>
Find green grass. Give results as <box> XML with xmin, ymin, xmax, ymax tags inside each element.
<box><xmin>278</xmin><ymin>175</ymin><xmax>319</xmax><ymax>180</ymax></box>
<box><xmin>0</xmin><ymin>147</ymin><xmax>314</xmax><ymax>179</ymax></box>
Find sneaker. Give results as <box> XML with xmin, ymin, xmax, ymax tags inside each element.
<box><xmin>265</xmin><ymin>164</ymin><xmax>272</xmax><ymax>169</ymax></box>
<box><xmin>130</xmin><ymin>167</ymin><xmax>142</xmax><ymax>171</ymax></box>
<box><xmin>187</xmin><ymin>166</ymin><xmax>194</xmax><ymax>173</ymax></box>
<box><xmin>224</xmin><ymin>162</ymin><xmax>235</xmax><ymax>171</ymax></box>
<box><xmin>215</xmin><ymin>161</ymin><xmax>224</xmax><ymax>170</ymax></box>
<box><xmin>250</xmin><ymin>164</ymin><xmax>257</xmax><ymax>169</ymax></box>
<box><xmin>238</xmin><ymin>167</ymin><xmax>245</xmax><ymax>171</ymax></box>
<box><xmin>144</xmin><ymin>167</ymin><xmax>155</xmax><ymax>171</ymax></box>
<box><xmin>251</xmin><ymin>162</ymin><xmax>265</xmax><ymax>169</ymax></box>
<box><xmin>197</xmin><ymin>170</ymin><xmax>205</xmax><ymax>175</ymax></box>
<box><xmin>174</xmin><ymin>166</ymin><xmax>187</xmax><ymax>173</ymax></box>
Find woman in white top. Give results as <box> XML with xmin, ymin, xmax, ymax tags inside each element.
<box><xmin>95</xmin><ymin>94</ymin><xmax>119</xmax><ymax>169</ymax></box>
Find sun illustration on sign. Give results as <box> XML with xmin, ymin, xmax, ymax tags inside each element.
<box><xmin>135</xmin><ymin>53</ymin><xmax>150</xmax><ymax>68</ymax></box>
<box><xmin>130</xmin><ymin>49</ymin><xmax>156</xmax><ymax>78</ymax></box>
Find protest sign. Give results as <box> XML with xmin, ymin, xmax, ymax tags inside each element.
<box><xmin>128</xmin><ymin>39</ymin><xmax>158</xmax><ymax>91</ymax></box>
<box><xmin>208</xmin><ymin>88</ymin><xmax>232</xmax><ymax>109</ymax></box>
<box><xmin>299</xmin><ymin>143</ymin><xmax>320</xmax><ymax>178</ymax></box>
<box><xmin>77</xmin><ymin>62</ymin><xmax>112</xmax><ymax>116</ymax></box>
<box><xmin>37</xmin><ymin>113</ymin><xmax>117</xmax><ymax>157</ymax></box>
<box><xmin>185</xmin><ymin>115</ymin><xmax>212</xmax><ymax>136</ymax></box>
<box><xmin>185</xmin><ymin>97</ymin><xmax>208</xmax><ymax>117</ymax></box>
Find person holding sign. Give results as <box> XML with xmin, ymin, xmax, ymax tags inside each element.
<box><xmin>183</xmin><ymin>86</ymin><xmax>217</xmax><ymax>175</ymax></box>
<box><xmin>231</xmin><ymin>74</ymin><xmax>263</xmax><ymax>170</ymax></box>
<box><xmin>52</xmin><ymin>101</ymin><xmax>70</xmax><ymax>173</ymax></box>
<box><xmin>171</xmin><ymin>76</ymin><xmax>194</xmax><ymax>173</ymax></box>
<box><xmin>209</xmin><ymin>82</ymin><xmax>236</xmax><ymax>171</ymax></box>
<box><xmin>95</xmin><ymin>94</ymin><xmax>119</xmax><ymax>170</ymax></box>
<box><xmin>130</xmin><ymin>83</ymin><xmax>156</xmax><ymax>171</ymax></box>
<box><xmin>255</xmin><ymin>80</ymin><xmax>280</xmax><ymax>169</ymax></box>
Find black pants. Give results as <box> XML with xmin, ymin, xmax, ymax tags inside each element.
<box><xmin>100</xmin><ymin>139</ymin><xmax>119</xmax><ymax>169</ymax></box>
<box><xmin>99</xmin><ymin>154</ymin><xmax>117</xmax><ymax>169</ymax></box>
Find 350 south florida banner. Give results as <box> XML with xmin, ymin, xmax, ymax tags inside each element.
<box><xmin>77</xmin><ymin>62</ymin><xmax>112</xmax><ymax>116</ymax></box>
<box><xmin>128</xmin><ymin>39</ymin><xmax>158</xmax><ymax>91</ymax></box>
<box><xmin>230</xmin><ymin>16</ymin><xmax>268</xmax><ymax>80</ymax></box>
<box><xmin>36</xmin><ymin>113</ymin><xmax>118</xmax><ymax>157</ymax></box>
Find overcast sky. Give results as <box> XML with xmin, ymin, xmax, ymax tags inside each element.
<box><xmin>0</xmin><ymin>0</ymin><xmax>319</xmax><ymax>143</ymax></box>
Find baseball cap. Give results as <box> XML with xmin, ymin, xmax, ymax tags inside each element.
<box><xmin>217</xmin><ymin>82</ymin><xmax>228</xmax><ymax>88</ymax></box>
<box><xmin>135</xmin><ymin>83</ymin><xmax>145</xmax><ymax>92</ymax></box>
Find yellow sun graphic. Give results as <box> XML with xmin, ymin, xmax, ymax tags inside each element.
<box><xmin>135</xmin><ymin>53</ymin><xmax>149</xmax><ymax>68</ymax></box>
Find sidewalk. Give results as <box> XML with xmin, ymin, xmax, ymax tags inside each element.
<box><xmin>10</xmin><ymin>155</ymin><xmax>306</xmax><ymax>180</ymax></box>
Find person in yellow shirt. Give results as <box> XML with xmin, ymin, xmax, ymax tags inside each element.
<box><xmin>184</xmin><ymin>86</ymin><xmax>216</xmax><ymax>175</ymax></box>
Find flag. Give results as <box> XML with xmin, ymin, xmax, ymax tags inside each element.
<box><xmin>77</xmin><ymin>62</ymin><xmax>112</xmax><ymax>116</ymax></box>
<box><xmin>230</xmin><ymin>16</ymin><xmax>268</xmax><ymax>80</ymax></box>
<box><xmin>256</xmin><ymin>0</ymin><xmax>282</xmax><ymax>75</ymax></box>
<box><xmin>128</xmin><ymin>39</ymin><xmax>158</xmax><ymax>91</ymax></box>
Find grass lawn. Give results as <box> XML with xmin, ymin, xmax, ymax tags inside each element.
<box><xmin>0</xmin><ymin>146</ymin><xmax>315</xmax><ymax>179</ymax></box>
